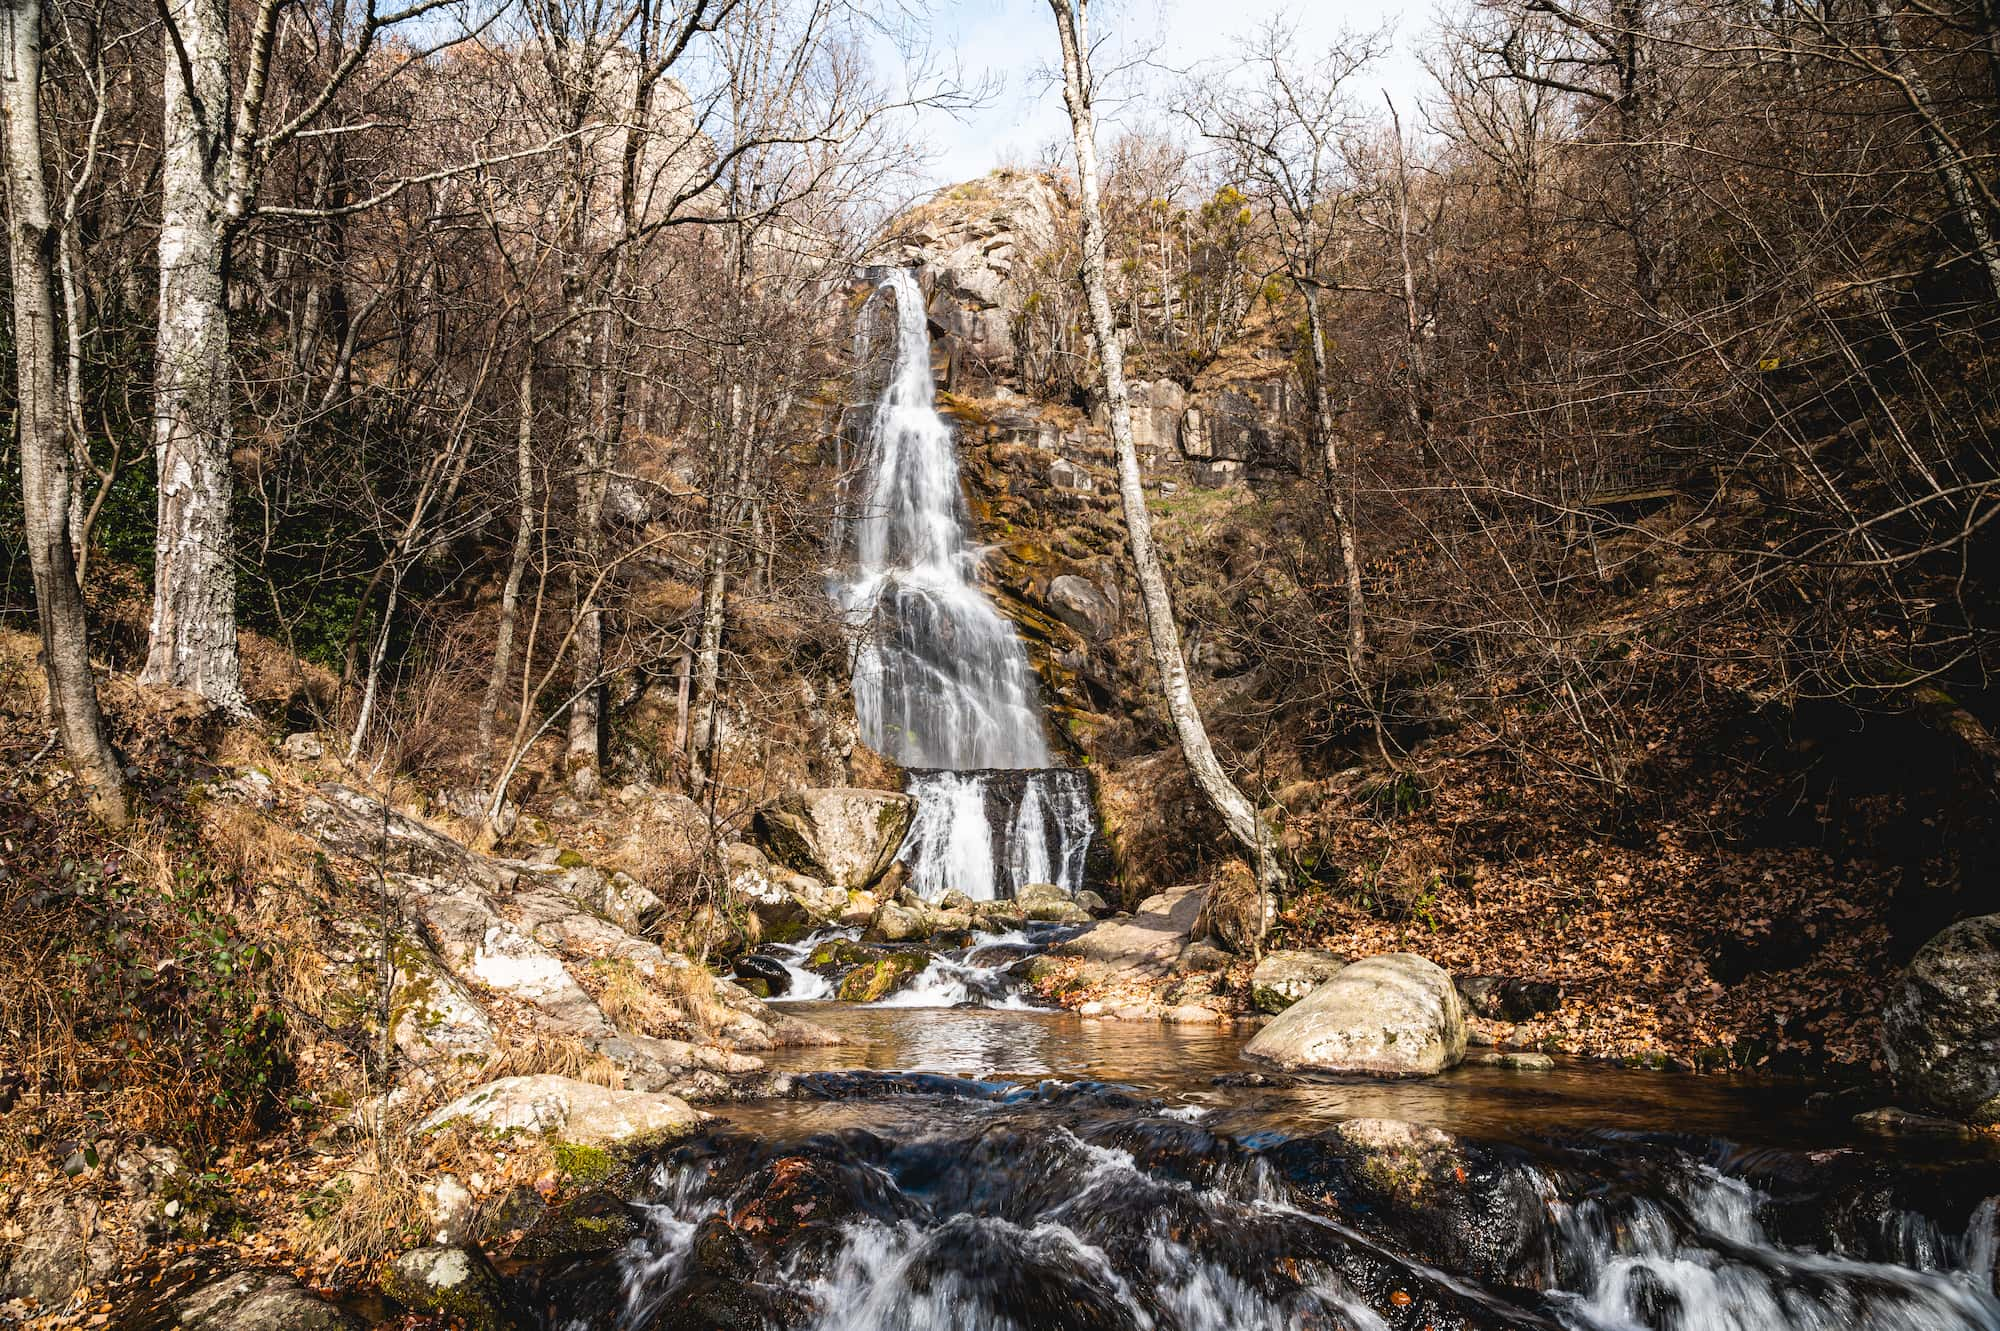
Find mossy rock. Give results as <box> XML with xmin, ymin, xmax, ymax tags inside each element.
<box><xmin>554</xmin><ymin>849</ymin><xmax>591</xmax><ymax>870</ymax></box>
<box><xmin>551</xmin><ymin>1141</ymin><xmax>618</xmax><ymax>1184</ymax></box>
<box><xmin>510</xmin><ymin>1189</ymin><xmax>636</xmax><ymax>1261</ymax></box>
<box><xmin>836</xmin><ymin>952</ymin><xmax>929</xmax><ymax>1002</ymax></box>
<box><xmin>807</xmin><ymin>938</ymin><xmax>883</xmax><ymax>973</ymax></box>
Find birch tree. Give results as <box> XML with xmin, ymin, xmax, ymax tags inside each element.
<box><xmin>2</xmin><ymin>0</ymin><xmax>129</xmax><ymax>824</ymax></box>
<box><xmin>143</xmin><ymin>0</ymin><xmax>470</xmax><ymax>713</ymax></box>
<box><xmin>1047</xmin><ymin>0</ymin><xmax>1284</xmax><ymax>921</ymax></box>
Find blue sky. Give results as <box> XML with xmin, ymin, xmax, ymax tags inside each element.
<box><xmin>902</xmin><ymin>0</ymin><xmax>1435</xmax><ymax>185</ymax></box>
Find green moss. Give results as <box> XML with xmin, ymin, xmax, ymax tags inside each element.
<box><xmin>555</xmin><ymin>849</ymin><xmax>590</xmax><ymax>870</ymax></box>
<box><xmin>552</xmin><ymin>1141</ymin><xmax>616</xmax><ymax>1183</ymax></box>
<box><xmin>837</xmin><ymin>952</ymin><xmax>927</xmax><ymax>1002</ymax></box>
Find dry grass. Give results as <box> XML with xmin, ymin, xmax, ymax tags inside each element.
<box><xmin>483</xmin><ymin>1030</ymin><xmax>622</xmax><ymax>1088</ymax></box>
<box><xmin>299</xmin><ymin>1139</ymin><xmax>427</xmax><ymax>1264</ymax></box>
<box><xmin>588</xmin><ymin>958</ymin><xmax>688</xmax><ymax>1037</ymax></box>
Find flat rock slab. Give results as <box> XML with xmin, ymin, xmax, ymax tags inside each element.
<box><xmin>419</xmin><ymin>1074</ymin><xmax>702</xmax><ymax>1146</ymax></box>
<box><xmin>1052</xmin><ymin>884</ymin><xmax>1205</xmax><ymax>978</ymax></box>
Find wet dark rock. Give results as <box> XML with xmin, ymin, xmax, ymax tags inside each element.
<box><xmin>511</xmin><ymin>1188</ymin><xmax>637</xmax><ymax>1261</ymax></box>
<box><xmin>735</xmin><ymin>953</ymin><xmax>792</xmax><ymax>997</ymax></box>
<box><xmin>1853</xmin><ymin>1105</ymin><xmax>1976</xmax><ymax>1138</ymax></box>
<box><xmin>1455</xmin><ymin>975</ymin><xmax>1562</xmax><ymax>1023</ymax></box>
<box><xmin>836</xmin><ymin>950</ymin><xmax>929</xmax><ymax>1001</ymax></box>
<box><xmin>1273</xmin><ymin>1118</ymin><xmax>1552</xmax><ymax>1288</ymax></box>
<box><xmin>1881</xmin><ymin>913</ymin><xmax>2000</xmax><ymax>1124</ymax></box>
<box><xmin>806</xmin><ymin>936</ymin><xmax>886</xmax><ymax>975</ymax></box>
<box><xmin>1213</xmin><ymin>1070</ymin><xmax>1296</xmax><ymax>1088</ymax></box>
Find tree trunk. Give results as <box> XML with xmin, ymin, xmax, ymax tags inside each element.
<box><xmin>478</xmin><ymin>350</ymin><xmax>537</xmax><ymax>782</ymax></box>
<box><xmin>1048</xmin><ymin>0</ymin><xmax>1283</xmax><ymax>922</ymax></box>
<box><xmin>142</xmin><ymin>0</ymin><xmax>245</xmax><ymax>713</ymax></box>
<box><xmin>1868</xmin><ymin>0</ymin><xmax>2000</xmax><ymax>301</ymax></box>
<box><xmin>1303</xmin><ymin>285</ymin><xmax>1368</xmax><ymax>670</ymax></box>
<box><xmin>2</xmin><ymin>0</ymin><xmax>129</xmax><ymax>826</ymax></box>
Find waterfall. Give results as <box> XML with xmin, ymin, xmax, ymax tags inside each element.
<box><xmin>833</xmin><ymin>269</ymin><xmax>1093</xmax><ymax>901</ymax></box>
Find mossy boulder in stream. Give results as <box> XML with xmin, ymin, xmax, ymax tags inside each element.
<box><xmin>380</xmin><ymin>1246</ymin><xmax>517</xmax><ymax>1331</ymax></box>
<box><xmin>837</xmin><ymin>952</ymin><xmax>929</xmax><ymax>1002</ymax></box>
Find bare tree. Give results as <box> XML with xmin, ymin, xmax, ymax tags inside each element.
<box><xmin>3</xmin><ymin>0</ymin><xmax>129</xmax><ymax>825</ymax></box>
<box><xmin>1184</xmin><ymin>20</ymin><xmax>1382</xmax><ymax>669</ymax></box>
<box><xmin>1047</xmin><ymin>0</ymin><xmax>1283</xmax><ymax>921</ymax></box>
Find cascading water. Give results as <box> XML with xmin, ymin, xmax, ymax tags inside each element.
<box><xmin>536</xmin><ymin>1067</ymin><xmax>2000</xmax><ymax>1331</ymax></box>
<box><xmin>833</xmin><ymin>268</ymin><xmax>1093</xmax><ymax>901</ymax></box>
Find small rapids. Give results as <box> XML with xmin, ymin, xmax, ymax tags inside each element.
<box><xmin>523</xmin><ymin>1075</ymin><xmax>2000</xmax><ymax>1331</ymax></box>
<box><xmin>751</xmin><ymin>926</ymin><xmax>1067</xmax><ymax>1010</ymax></box>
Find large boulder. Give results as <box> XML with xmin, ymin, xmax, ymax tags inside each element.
<box><xmin>754</xmin><ymin>788</ymin><xmax>913</xmax><ymax>891</ymax></box>
<box><xmin>176</xmin><ymin>1268</ymin><xmax>363</xmax><ymax>1330</ymax></box>
<box><xmin>1048</xmin><ymin>575</ymin><xmax>1118</xmax><ymax>640</ymax></box>
<box><xmin>864</xmin><ymin>900</ymin><xmax>932</xmax><ymax>943</ymax></box>
<box><xmin>418</xmin><ymin>1074</ymin><xmax>701</xmax><ymax>1146</ymax></box>
<box><xmin>1881</xmin><ymin>914</ymin><xmax>2000</xmax><ymax>1124</ymax></box>
<box><xmin>1250</xmin><ymin>949</ymin><xmax>1348</xmax><ymax>1015</ymax></box>
<box><xmin>836</xmin><ymin>952</ymin><xmax>930</xmax><ymax>1002</ymax></box>
<box><xmin>1243</xmin><ymin>953</ymin><xmax>1468</xmax><ymax>1077</ymax></box>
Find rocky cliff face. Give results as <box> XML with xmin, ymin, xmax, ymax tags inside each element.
<box><xmin>888</xmin><ymin>169</ymin><xmax>1305</xmax><ymax>495</ymax></box>
<box><xmin>863</xmin><ymin>171</ymin><xmax>1314</xmax><ymax>897</ymax></box>
<box><xmin>889</xmin><ymin>171</ymin><xmax>1059</xmax><ymax>390</ymax></box>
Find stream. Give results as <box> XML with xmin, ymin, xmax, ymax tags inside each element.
<box><xmin>524</xmin><ymin>997</ymin><xmax>2000</xmax><ymax>1331</ymax></box>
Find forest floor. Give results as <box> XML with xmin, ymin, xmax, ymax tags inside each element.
<box><xmin>1041</xmin><ymin>674</ymin><xmax>1929</xmax><ymax>1079</ymax></box>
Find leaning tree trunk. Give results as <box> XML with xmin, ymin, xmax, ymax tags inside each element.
<box><xmin>1867</xmin><ymin>0</ymin><xmax>2000</xmax><ymax>302</ymax></box>
<box><xmin>2</xmin><ymin>0</ymin><xmax>129</xmax><ymax>826</ymax></box>
<box><xmin>1048</xmin><ymin>0</ymin><xmax>1283</xmax><ymax>923</ymax></box>
<box><xmin>142</xmin><ymin>0</ymin><xmax>245</xmax><ymax>713</ymax></box>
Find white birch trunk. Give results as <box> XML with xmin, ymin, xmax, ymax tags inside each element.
<box><xmin>141</xmin><ymin>0</ymin><xmax>245</xmax><ymax>713</ymax></box>
<box><xmin>3</xmin><ymin>0</ymin><xmax>129</xmax><ymax>825</ymax></box>
<box><xmin>1048</xmin><ymin>0</ymin><xmax>1283</xmax><ymax>917</ymax></box>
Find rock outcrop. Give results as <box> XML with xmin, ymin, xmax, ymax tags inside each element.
<box><xmin>1053</xmin><ymin>884</ymin><xmax>1206</xmax><ymax>979</ymax></box>
<box><xmin>754</xmin><ymin>788</ymin><xmax>913</xmax><ymax>891</ymax></box>
<box><xmin>1243</xmin><ymin>953</ymin><xmax>1468</xmax><ymax>1077</ymax></box>
<box><xmin>175</xmin><ymin>1267</ymin><xmax>363</xmax><ymax>1330</ymax></box>
<box><xmin>1249</xmin><ymin>949</ymin><xmax>1348</xmax><ymax>1014</ymax></box>
<box><xmin>892</xmin><ymin>170</ymin><xmax>1059</xmax><ymax>388</ymax></box>
<box><xmin>1881</xmin><ymin>913</ymin><xmax>2000</xmax><ymax>1124</ymax></box>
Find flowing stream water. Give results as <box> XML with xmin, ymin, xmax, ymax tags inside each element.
<box><xmin>831</xmin><ymin>269</ymin><xmax>1094</xmax><ymax>901</ymax></box>
<box><xmin>527</xmin><ymin>1003</ymin><xmax>2000</xmax><ymax>1331</ymax></box>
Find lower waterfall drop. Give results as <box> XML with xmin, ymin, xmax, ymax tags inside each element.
<box><xmin>832</xmin><ymin>268</ymin><xmax>1094</xmax><ymax>901</ymax></box>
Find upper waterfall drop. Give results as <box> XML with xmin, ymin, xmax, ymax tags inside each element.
<box><xmin>832</xmin><ymin>268</ymin><xmax>1093</xmax><ymax>901</ymax></box>
<box><xmin>832</xmin><ymin>269</ymin><xmax>1053</xmax><ymax>771</ymax></box>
